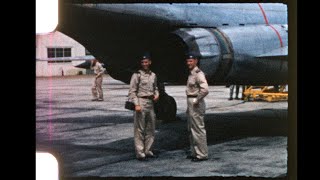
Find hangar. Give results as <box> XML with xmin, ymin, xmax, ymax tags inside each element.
<box><xmin>36</xmin><ymin>31</ymin><xmax>95</xmax><ymax>77</ymax></box>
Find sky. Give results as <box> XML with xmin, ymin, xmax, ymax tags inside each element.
<box><xmin>36</xmin><ymin>0</ymin><xmax>58</xmax><ymax>34</ymax></box>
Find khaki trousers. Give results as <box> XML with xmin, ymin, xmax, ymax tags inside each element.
<box><xmin>92</xmin><ymin>76</ymin><xmax>103</xmax><ymax>99</ymax></box>
<box><xmin>134</xmin><ymin>98</ymin><xmax>156</xmax><ymax>158</ymax></box>
<box><xmin>187</xmin><ymin>97</ymin><xmax>208</xmax><ymax>159</ymax></box>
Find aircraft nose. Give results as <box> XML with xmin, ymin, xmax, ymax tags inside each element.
<box><xmin>74</xmin><ymin>60</ymin><xmax>92</xmax><ymax>69</ymax></box>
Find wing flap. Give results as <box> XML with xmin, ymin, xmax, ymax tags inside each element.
<box><xmin>256</xmin><ymin>46</ymin><xmax>288</xmax><ymax>60</ymax></box>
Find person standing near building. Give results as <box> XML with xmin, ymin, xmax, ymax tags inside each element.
<box><xmin>128</xmin><ymin>54</ymin><xmax>159</xmax><ymax>161</ymax></box>
<box><xmin>185</xmin><ymin>54</ymin><xmax>209</xmax><ymax>162</ymax></box>
<box><xmin>91</xmin><ymin>59</ymin><xmax>105</xmax><ymax>101</ymax></box>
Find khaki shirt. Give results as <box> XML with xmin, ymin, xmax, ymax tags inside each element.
<box><xmin>129</xmin><ymin>70</ymin><xmax>159</xmax><ymax>106</ymax></box>
<box><xmin>91</xmin><ymin>62</ymin><xmax>105</xmax><ymax>76</ymax></box>
<box><xmin>186</xmin><ymin>66</ymin><xmax>209</xmax><ymax>101</ymax></box>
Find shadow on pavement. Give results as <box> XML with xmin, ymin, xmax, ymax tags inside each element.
<box><xmin>36</xmin><ymin>108</ymin><xmax>287</xmax><ymax>177</ymax></box>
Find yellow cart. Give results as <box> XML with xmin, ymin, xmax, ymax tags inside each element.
<box><xmin>242</xmin><ymin>85</ymin><xmax>288</xmax><ymax>102</ymax></box>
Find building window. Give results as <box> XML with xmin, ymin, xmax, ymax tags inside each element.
<box><xmin>47</xmin><ymin>48</ymin><xmax>72</xmax><ymax>58</ymax></box>
<box><xmin>47</xmin><ymin>48</ymin><xmax>55</xmax><ymax>58</ymax></box>
<box><xmin>85</xmin><ymin>49</ymin><xmax>91</xmax><ymax>56</ymax></box>
<box><xmin>64</xmin><ymin>48</ymin><xmax>71</xmax><ymax>57</ymax></box>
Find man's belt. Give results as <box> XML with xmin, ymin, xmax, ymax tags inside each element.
<box><xmin>139</xmin><ymin>95</ymin><xmax>154</xmax><ymax>99</ymax></box>
<box><xmin>187</xmin><ymin>95</ymin><xmax>198</xmax><ymax>98</ymax></box>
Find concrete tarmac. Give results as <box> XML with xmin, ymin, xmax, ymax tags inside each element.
<box><xmin>36</xmin><ymin>74</ymin><xmax>288</xmax><ymax>178</ymax></box>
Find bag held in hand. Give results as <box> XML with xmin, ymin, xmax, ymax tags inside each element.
<box><xmin>125</xmin><ymin>100</ymin><xmax>135</xmax><ymax>111</ymax></box>
<box><xmin>125</xmin><ymin>72</ymin><xmax>141</xmax><ymax>111</ymax></box>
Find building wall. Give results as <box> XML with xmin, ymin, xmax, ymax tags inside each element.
<box><xmin>36</xmin><ymin>60</ymin><xmax>87</xmax><ymax>77</ymax></box>
<box><xmin>36</xmin><ymin>31</ymin><xmax>86</xmax><ymax>60</ymax></box>
<box><xmin>36</xmin><ymin>31</ymin><xmax>91</xmax><ymax>77</ymax></box>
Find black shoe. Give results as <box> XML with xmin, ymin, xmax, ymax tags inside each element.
<box><xmin>146</xmin><ymin>154</ymin><xmax>158</xmax><ymax>158</ymax></box>
<box><xmin>186</xmin><ymin>155</ymin><xmax>195</xmax><ymax>159</ymax></box>
<box><xmin>228</xmin><ymin>98</ymin><xmax>233</xmax><ymax>100</ymax></box>
<box><xmin>235</xmin><ymin>97</ymin><xmax>240</xmax><ymax>100</ymax></box>
<box><xmin>191</xmin><ymin>158</ymin><xmax>208</xmax><ymax>162</ymax></box>
<box><xmin>137</xmin><ymin>157</ymin><xmax>148</xmax><ymax>161</ymax></box>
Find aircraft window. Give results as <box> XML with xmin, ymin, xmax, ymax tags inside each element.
<box><xmin>222</xmin><ymin>24</ymin><xmax>229</xmax><ymax>26</ymax></box>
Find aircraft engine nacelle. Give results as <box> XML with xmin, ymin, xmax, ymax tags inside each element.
<box><xmin>172</xmin><ymin>25</ymin><xmax>288</xmax><ymax>85</ymax></box>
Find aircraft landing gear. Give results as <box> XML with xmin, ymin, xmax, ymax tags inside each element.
<box><xmin>154</xmin><ymin>83</ymin><xmax>177</xmax><ymax>123</ymax></box>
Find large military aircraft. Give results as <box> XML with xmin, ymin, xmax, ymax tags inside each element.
<box><xmin>57</xmin><ymin>3</ymin><xmax>288</xmax><ymax>121</ymax></box>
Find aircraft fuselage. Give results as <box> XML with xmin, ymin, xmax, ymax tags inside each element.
<box><xmin>58</xmin><ymin>3</ymin><xmax>288</xmax><ymax>85</ymax></box>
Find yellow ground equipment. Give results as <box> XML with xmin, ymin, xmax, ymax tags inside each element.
<box><xmin>242</xmin><ymin>85</ymin><xmax>288</xmax><ymax>102</ymax></box>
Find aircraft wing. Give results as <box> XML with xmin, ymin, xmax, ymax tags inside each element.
<box><xmin>256</xmin><ymin>46</ymin><xmax>288</xmax><ymax>60</ymax></box>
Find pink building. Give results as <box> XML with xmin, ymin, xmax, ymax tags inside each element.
<box><xmin>36</xmin><ymin>31</ymin><xmax>95</xmax><ymax>77</ymax></box>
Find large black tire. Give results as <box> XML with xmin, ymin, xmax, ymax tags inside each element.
<box><xmin>154</xmin><ymin>94</ymin><xmax>177</xmax><ymax>122</ymax></box>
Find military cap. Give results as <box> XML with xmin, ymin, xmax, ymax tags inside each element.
<box><xmin>141</xmin><ymin>53</ymin><xmax>151</xmax><ymax>60</ymax></box>
<box><xmin>185</xmin><ymin>53</ymin><xmax>198</xmax><ymax>59</ymax></box>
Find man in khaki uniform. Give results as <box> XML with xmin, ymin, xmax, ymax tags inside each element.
<box><xmin>91</xmin><ymin>59</ymin><xmax>105</xmax><ymax>101</ymax></box>
<box><xmin>128</xmin><ymin>54</ymin><xmax>159</xmax><ymax>161</ymax></box>
<box><xmin>185</xmin><ymin>54</ymin><xmax>209</xmax><ymax>162</ymax></box>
